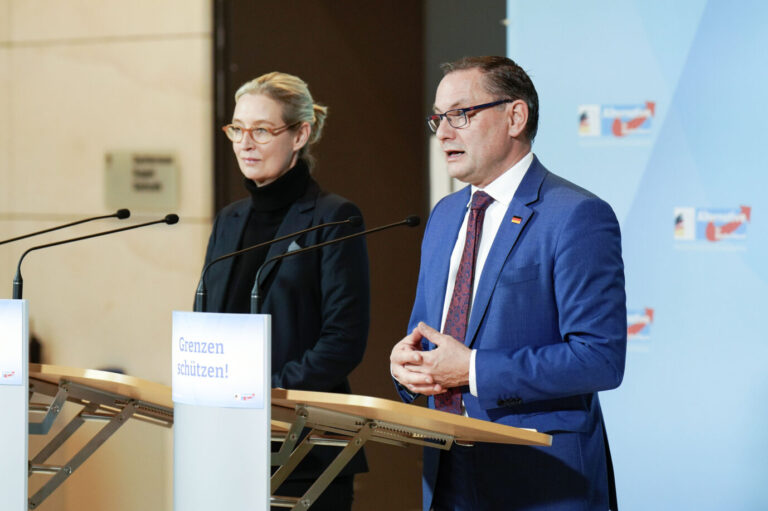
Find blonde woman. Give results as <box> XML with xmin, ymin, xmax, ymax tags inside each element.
<box><xmin>201</xmin><ymin>72</ymin><xmax>368</xmax><ymax>509</ymax></box>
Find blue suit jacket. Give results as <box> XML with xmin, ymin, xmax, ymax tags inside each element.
<box><xmin>399</xmin><ymin>157</ymin><xmax>626</xmax><ymax>510</ymax></box>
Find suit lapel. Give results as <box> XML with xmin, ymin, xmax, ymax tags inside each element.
<box><xmin>465</xmin><ymin>157</ymin><xmax>548</xmax><ymax>347</ymax></box>
<box><xmin>208</xmin><ymin>201</ymin><xmax>249</xmax><ymax>311</ymax></box>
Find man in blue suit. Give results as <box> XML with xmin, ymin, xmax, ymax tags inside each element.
<box><xmin>390</xmin><ymin>56</ymin><xmax>626</xmax><ymax>511</ymax></box>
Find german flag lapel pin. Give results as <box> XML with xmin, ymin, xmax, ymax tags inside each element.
<box><xmin>511</xmin><ymin>216</ymin><xmax>523</xmax><ymax>224</ymax></box>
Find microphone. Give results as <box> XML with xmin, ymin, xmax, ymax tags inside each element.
<box><xmin>12</xmin><ymin>214</ymin><xmax>179</xmax><ymax>299</ymax></box>
<box><xmin>193</xmin><ymin>215</ymin><xmax>363</xmax><ymax>312</ymax></box>
<box><xmin>0</xmin><ymin>209</ymin><xmax>131</xmax><ymax>246</ymax></box>
<box><xmin>250</xmin><ymin>215</ymin><xmax>420</xmax><ymax>313</ymax></box>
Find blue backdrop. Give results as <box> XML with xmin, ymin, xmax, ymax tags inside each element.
<box><xmin>507</xmin><ymin>1</ymin><xmax>768</xmax><ymax>508</ymax></box>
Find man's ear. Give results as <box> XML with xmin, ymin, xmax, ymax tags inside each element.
<box><xmin>507</xmin><ymin>99</ymin><xmax>529</xmax><ymax>138</ymax></box>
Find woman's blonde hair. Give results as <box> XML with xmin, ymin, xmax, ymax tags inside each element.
<box><xmin>235</xmin><ymin>72</ymin><xmax>328</xmax><ymax>168</ymax></box>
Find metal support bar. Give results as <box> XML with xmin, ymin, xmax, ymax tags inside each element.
<box><xmin>366</xmin><ymin>420</ymin><xmax>454</xmax><ymax>450</ymax></box>
<box><xmin>270</xmin><ymin>496</ymin><xmax>300</xmax><ymax>508</ymax></box>
<box><xmin>268</xmin><ymin>402</ymin><xmax>461</xmax><ymax>508</ymax></box>
<box><xmin>81</xmin><ymin>412</ymin><xmax>118</xmax><ymax>421</ymax></box>
<box><xmin>29</xmin><ymin>378</ymin><xmax>64</xmax><ymax>402</ymax></box>
<box><xmin>30</xmin><ymin>402</ymin><xmax>100</xmax><ymax>466</ymax></box>
<box><xmin>28</xmin><ymin>400</ymin><xmax>138</xmax><ymax>510</ymax></box>
<box><xmin>24</xmin><ymin>377</ymin><xmax>173</xmax><ymax>508</ymax></box>
<box><xmin>29</xmin><ymin>403</ymin><xmax>53</xmax><ymax>412</ymax></box>
<box><xmin>306</xmin><ymin>436</ymin><xmax>350</xmax><ymax>448</ymax></box>
<box><xmin>120</xmin><ymin>408</ymin><xmax>172</xmax><ymax>429</ymax></box>
<box><xmin>289</xmin><ymin>422</ymin><xmax>374</xmax><ymax>511</ymax></box>
<box><xmin>30</xmin><ymin>378</ymin><xmax>173</xmax><ymax>427</ymax></box>
<box><xmin>300</xmin><ymin>405</ymin><xmax>454</xmax><ymax>449</ymax></box>
<box><xmin>270</xmin><ymin>428</ymin><xmax>321</xmax><ymax>494</ymax></box>
<box><xmin>273</xmin><ymin>433</ymin><xmax>350</xmax><ymax>448</ymax></box>
<box><xmin>28</xmin><ymin>464</ymin><xmax>66</xmax><ymax>475</ymax></box>
<box><xmin>271</xmin><ymin>406</ymin><xmax>308</xmax><ymax>466</ymax></box>
<box><xmin>28</xmin><ymin>384</ymin><xmax>69</xmax><ymax>435</ymax></box>
<box><xmin>300</xmin><ymin>405</ymin><xmax>366</xmax><ymax>435</ymax></box>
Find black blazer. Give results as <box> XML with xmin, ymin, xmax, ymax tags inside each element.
<box><xmin>202</xmin><ymin>177</ymin><xmax>370</xmax><ymax>477</ymax></box>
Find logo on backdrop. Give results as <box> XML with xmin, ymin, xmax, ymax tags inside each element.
<box><xmin>578</xmin><ymin>101</ymin><xmax>656</xmax><ymax>138</ymax></box>
<box><xmin>627</xmin><ymin>308</ymin><xmax>654</xmax><ymax>342</ymax></box>
<box><xmin>674</xmin><ymin>206</ymin><xmax>751</xmax><ymax>247</ymax></box>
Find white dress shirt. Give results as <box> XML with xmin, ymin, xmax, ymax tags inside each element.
<box><xmin>440</xmin><ymin>152</ymin><xmax>533</xmax><ymax>397</ymax></box>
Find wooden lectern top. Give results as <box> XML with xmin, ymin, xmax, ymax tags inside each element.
<box><xmin>273</xmin><ymin>389</ymin><xmax>552</xmax><ymax>447</ymax></box>
<box><xmin>28</xmin><ymin>365</ymin><xmax>551</xmax><ymax>447</ymax></box>
<box><xmin>29</xmin><ymin>363</ymin><xmax>173</xmax><ymax>409</ymax></box>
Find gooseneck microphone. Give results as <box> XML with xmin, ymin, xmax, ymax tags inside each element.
<box><xmin>0</xmin><ymin>209</ymin><xmax>131</xmax><ymax>246</ymax></box>
<box><xmin>12</xmin><ymin>214</ymin><xmax>179</xmax><ymax>299</ymax></box>
<box><xmin>250</xmin><ymin>215</ymin><xmax>420</xmax><ymax>313</ymax></box>
<box><xmin>193</xmin><ymin>216</ymin><xmax>362</xmax><ymax>312</ymax></box>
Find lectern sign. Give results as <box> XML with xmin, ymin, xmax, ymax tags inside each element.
<box><xmin>0</xmin><ymin>299</ymin><xmax>28</xmax><ymax>511</ymax></box>
<box><xmin>0</xmin><ymin>300</ymin><xmax>24</xmax><ymax>386</ymax></box>
<box><xmin>172</xmin><ymin>311</ymin><xmax>271</xmax><ymax>510</ymax></box>
<box><xmin>172</xmin><ymin>311</ymin><xmax>270</xmax><ymax>408</ymax></box>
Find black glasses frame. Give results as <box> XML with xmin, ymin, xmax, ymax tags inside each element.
<box><xmin>426</xmin><ymin>99</ymin><xmax>513</xmax><ymax>133</ymax></box>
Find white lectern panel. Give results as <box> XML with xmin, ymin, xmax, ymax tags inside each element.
<box><xmin>174</xmin><ymin>403</ymin><xmax>270</xmax><ymax>508</ymax></box>
<box><xmin>0</xmin><ymin>300</ymin><xmax>28</xmax><ymax>511</ymax></box>
<box><xmin>172</xmin><ymin>311</ymin><xmax>270</xmax><ymax>511</ymax></box>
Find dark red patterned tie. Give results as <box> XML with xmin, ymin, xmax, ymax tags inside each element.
<box><xmin>434</xmin><ymin>191</ymin><xmax>494</xmax><ymax>414</ymax></box>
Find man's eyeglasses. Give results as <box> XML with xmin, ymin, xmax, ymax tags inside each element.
<box><xmin>426</xmin><ymin>99</ymin><xmax>513</xmax><ymax>133</ymax></box>
<box><xmin>221</xmin><ymin>121</ymin><xmax>301</xmax><ymax>144</ymax></box>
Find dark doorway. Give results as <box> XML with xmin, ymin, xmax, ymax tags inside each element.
<box><xmin>213</xmin><ymin>2</ymin><xmax>428</xmax><ymax>509</ymax></box>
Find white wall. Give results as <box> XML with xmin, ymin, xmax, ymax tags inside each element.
<box><xmin>1</xmin><ymin>1</ymin><xmax>213</xmax><ymax>509</ymax></box>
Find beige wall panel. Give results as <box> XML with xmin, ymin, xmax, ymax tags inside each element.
<box><xmin>1</xmin><ymin>48</ymin><xmax>9</xmax><ymax>206</ymax></box>
<box><xmin>0</xmin><ymin>0</ymin><xmax>9</xmax><ymax>42</ymax></box>
<box><xmin>9</xmin><ymin>0</ymin><xmax>209</xmax><ymax>42</ymax></box>
<box><xmin>0</xmin><ymin>246</ymin><xmax>9</xmax><ymax>299</ymax></box>
<box><xmin>9</xmin><ymin>37</ymin><xmax>212</xmax><ymax>218</ymax></box>
<box><xmin>61</xmin><ymin>422</ymin><xmax>172</xmax><ymax>511</ymax></box>
<box><xmin>6</xmin><ymin>3</ymin><xmax>213</xmax><ymax>509</ymax></box>
<box><xmin>2</xmin><ymin>49</ymin><xmax>10</xmax><ymax>278</ymax></box>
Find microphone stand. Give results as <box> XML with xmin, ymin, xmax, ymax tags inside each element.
<box><xmin>193</xmin><ymin>216</ymin><xmax>361</xmax><ymax>312</ymax></box>
<box><xmin>250</xmin><ymin>216</ymin><xmax>420</xmax><ymax>313</ymax></box>
<box><xmin>13</xmin><ymin>214</ymin><xmax>178</xmax><ymax>299</ymax></box>
<box><xmin>0</xmin><ymin>209</ymin><xmax>130</xmax><ymax>246</ymax></box>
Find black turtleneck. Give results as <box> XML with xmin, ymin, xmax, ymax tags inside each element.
<box><xmin>223</xmin><ymin>159</ymin><xmax>311</xmax><ymax>313</ymax></box>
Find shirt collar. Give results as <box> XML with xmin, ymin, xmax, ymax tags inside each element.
<box><xmin>469</xmin><ymin>151</ymin><xmax>534</xmax><ymax>208</ymax></box>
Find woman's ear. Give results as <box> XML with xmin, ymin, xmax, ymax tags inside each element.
<box><xmin>293</xmin><ymin>122</ymin><xmax>312</xmax><ymax>151</ymax></box>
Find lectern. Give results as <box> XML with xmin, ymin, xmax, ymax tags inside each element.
<box><xmin>269</xmin><ymin>389</ymin><xmax>551</xmax><ymax>509</ymax></box>
<box><xmin>19</xmin><ymin>366</ymin><xmax>551</xmax><ymax>509</ymax></box>
<box><xmin>26</xmin><ymin>364</ymin><xmax>173</xmax><ymax>509</ymax></box>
